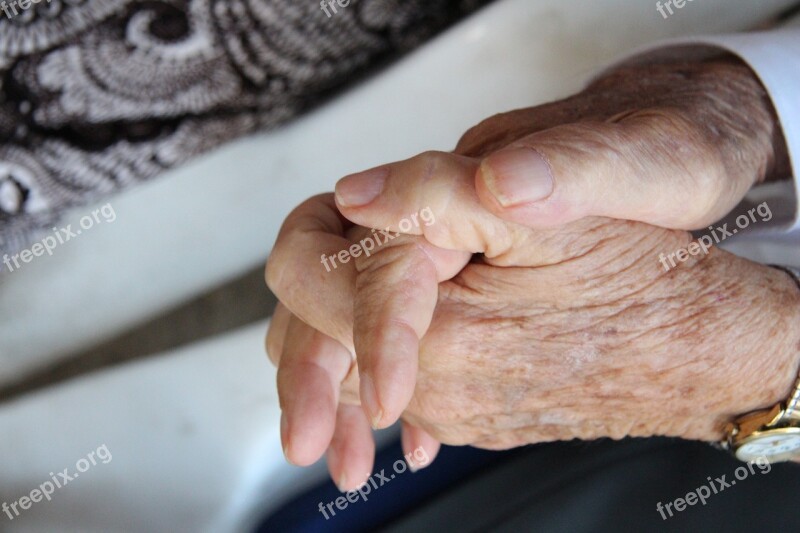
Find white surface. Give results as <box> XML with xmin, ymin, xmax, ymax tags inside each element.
<box><xmin>0</xmin><ymin>321</ymin><xmax>305</xmax><ymax>533</ymax></box>
<box><xmin>2</xmin><ymin>1</ymin><xmax>800</xmax><ymax>532</ymax></box>
<box><xmin>0</xmin><ymin>321</ymin><xmax>398</xmax><ymax>533</ymax></box>
<box><xmin>1</xmin><ymin>0</ymin><xmax>796</xmax><ymax>384</ymax></box>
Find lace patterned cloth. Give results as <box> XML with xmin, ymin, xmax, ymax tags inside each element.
<box><xmin>0</xmin><ymin>0</ymin><xmax>487</xmax><ymax>255</ymax></box>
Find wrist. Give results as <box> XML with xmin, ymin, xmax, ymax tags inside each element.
<box><xmin>663</xmin><ymin>253</ymin><xmax>800</xmax><ymax>441</ymax></box>
<box><xmin>699</xmin><ymin>55</ymin><xmax>791</xmax><ymax>184</ymax></box>
<box><xmin>590</xmin><ymin>55</ymin><xmax>788</xmax><ymax>187</ymax></box>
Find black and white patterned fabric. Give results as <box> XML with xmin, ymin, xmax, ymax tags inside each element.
<box><xmin>0</xmin><ymin>0</ymin><xmax>488</xmax><ymax>255</ymax></box>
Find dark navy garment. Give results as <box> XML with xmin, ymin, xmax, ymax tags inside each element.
<box><xmin>257</xmin><ymin>437</ymin><xmax>800</xmax><ymax>533</ymax></box>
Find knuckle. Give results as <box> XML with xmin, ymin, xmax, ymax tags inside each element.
<box><xmin>265</xmin><ymin>336</ymin><xmax>280</xmax><ymax>366</ymax></box>
<box><xmin>412</xmin><ymin>150</ymin><xmax>448</xmax><ymax>180</ymax></box>
<box><xmin>456</xmin><ymin>122</ymin><xmax>489</xmax><ymax>150</ymax></box>
<box><xmin>455</xmin><ymin>113</ymin><xmax>508</xmax><ymax>154</ymax></box>
<box><xmin>410</xmin><ymin>395</ymin><xmax>465</xmax><ymax>427</ymax></box>
<box><xmin>264</xmin><ymin>249</ymin><xmax>286</xmax><ymax>296</ymax></box>
<box><xmin>419</xmin><ymin>220</ymin><xmax>450</xmax><ymax>247</ymax></box>
<box><xmin>354</xmin><ymin>236</ymin><xmax>426</xmax><ymax>276</ymax></box>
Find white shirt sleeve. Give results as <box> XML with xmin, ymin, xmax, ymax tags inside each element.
<box><xmin>606</xmin><ymin>28</ymin><xmax>800</xmax><ymax>236</ymax></box>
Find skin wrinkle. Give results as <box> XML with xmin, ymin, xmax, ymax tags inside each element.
<box><xmin>406</xmin><ymin>239</ymin><xmax>439</xmax><ymax>277</ymax></box>
<box><xmin>586</xmin><ymin>263</ymin><xmax>671</xmax><ymax>308</ymax></box>
<box><xmin>624</xmin><ymin>303</ymin><xmax>710</xmax><ymax>344</ymax></box>
<box><xmin>551</xmin><ymin>310</ymin><xmax>641</xmax><ymax>346</ymax></box>
<box><xmin>353</xmin><ymin>242</ymin><xmax>412</xmax><ymax>276</ymax></box>
<box><xmin>587</xmin><ymin>235</ymin><xmax>667</xmax><ymax>281</ymax></box>
<box><xmin>492</xmin><ymin>227</ymin><xmax>612</xmax><ymax>270</ymax></box>
<box><xmin>436</xmin><ymin>274</ymin><xmax>484</xmax><ymax>303</ymax></box>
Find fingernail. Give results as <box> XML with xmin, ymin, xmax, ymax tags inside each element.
<box><xmin>360</xmin><ymin>373</ymin><xmax>384</xmax><ymax>429</ymax></box>
<box><xmin>335</xmin><ymin>167</ymin><xmax>388</xmax><ymax>207</ymax></box>
<box><xmin>280</xmin><ymin>412</ymin><xmax>293</xmax><ymax>464</ymax></box>
<box><xmin>481</xmin><ymin>148</ymin><xmax>554</xmax><ymax>207</ymax></box>
<box><xmin>337</xmin><ymin>474</ymin><xmax>348</xmax><ymax>493</ymax></box>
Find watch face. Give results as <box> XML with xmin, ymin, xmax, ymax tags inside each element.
<box><xmin>736</xmin><ymin>429</ymin><xmax>800</xmax><ymax>463</ymax></box>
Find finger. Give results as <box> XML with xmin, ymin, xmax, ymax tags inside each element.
<box><xmin>335</xmin><ymin>152</ymin><xmax>523</xmax><ymax>258</ymax></box>
<box><xmin>353</xmin><ymin>238</ymin><xmax>434</xmax><ymax>430</ymax></box>
<box><xmin>266</xmin><ymin>193</ymin><xmax>357</xmax><ymax>350</ymax></box>
<box><xmin>265</xmin><ymin>303</ymin><xmax>292</xmax><ymax>366</ymax></box>
<box><xmin>274</xmin><ymin>310</ymin><xmax>362</xmax><ymax>404</ymax></box>
<box><xmin>327</xmin><ymin>404</ymin><xmax>375</xmax><ymax>492</ymax></box>
<box><xmin>351</xmin><ymin>227</ymin><xmax>470</xmax><ymax>429</ymax></box>
<box><xmin>475</xmin><ymin>112</ymin><xmax>749</xmax><ymax>230</ymax></box>
<box><xmin>334</xmin><ymin>151</ymin><xmax>591</xmax><ymax>267</ymax></box>
<box><xmin>401</xmin><ymin>422</ymin><xmax>440</xmax><ymax>471</ymax></box>
<box><xmin>278</xmin><ymin>317</ymin><xmax>353</xmax><ymax>466</ymax></box>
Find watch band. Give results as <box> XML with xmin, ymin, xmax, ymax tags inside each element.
<box><xmin>770</xmin><ymin>265</ymin><xmax>800</xmax><ymax>421</ymax></box>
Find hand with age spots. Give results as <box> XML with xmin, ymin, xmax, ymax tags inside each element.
<box><xmin>266</xmin><ymin>151</ymin><xmax>800</xmax><ymax>490</ymax></box>
<box><xmin>264</xmin><ymin>56</ymin><xmax>800</xmax><ymax>491</ymax></box>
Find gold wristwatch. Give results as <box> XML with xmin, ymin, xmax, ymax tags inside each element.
<box><xmin>723</xmin><ymin>266</ymin><xmax>800</xmax><ymax>463</ymax></box>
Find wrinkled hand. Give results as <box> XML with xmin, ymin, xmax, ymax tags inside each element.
<box><xmin>264</xmin><ymin>55</ymin><xmax>795</xmax><ymax>490</ymax></box>
<box><xmin>266</xmin><ymin>151</ymin><xmax>800</xmax><ymax>490</ymax></box>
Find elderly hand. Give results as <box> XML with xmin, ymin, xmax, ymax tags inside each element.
<box><xmin>267</xmin><ymin>150</ymin><xmax>800</xmax><ymax>490</ymax></box>
<box><xmin>265</xmin><ymin>54</ymin><xmax>796</xmax><ymax>490</ymax></box>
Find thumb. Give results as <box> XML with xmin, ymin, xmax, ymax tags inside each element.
<box><xmin>475</xmin><ymin>112</ymin><xmax>755</xmax><ymax>231</ymax></box>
